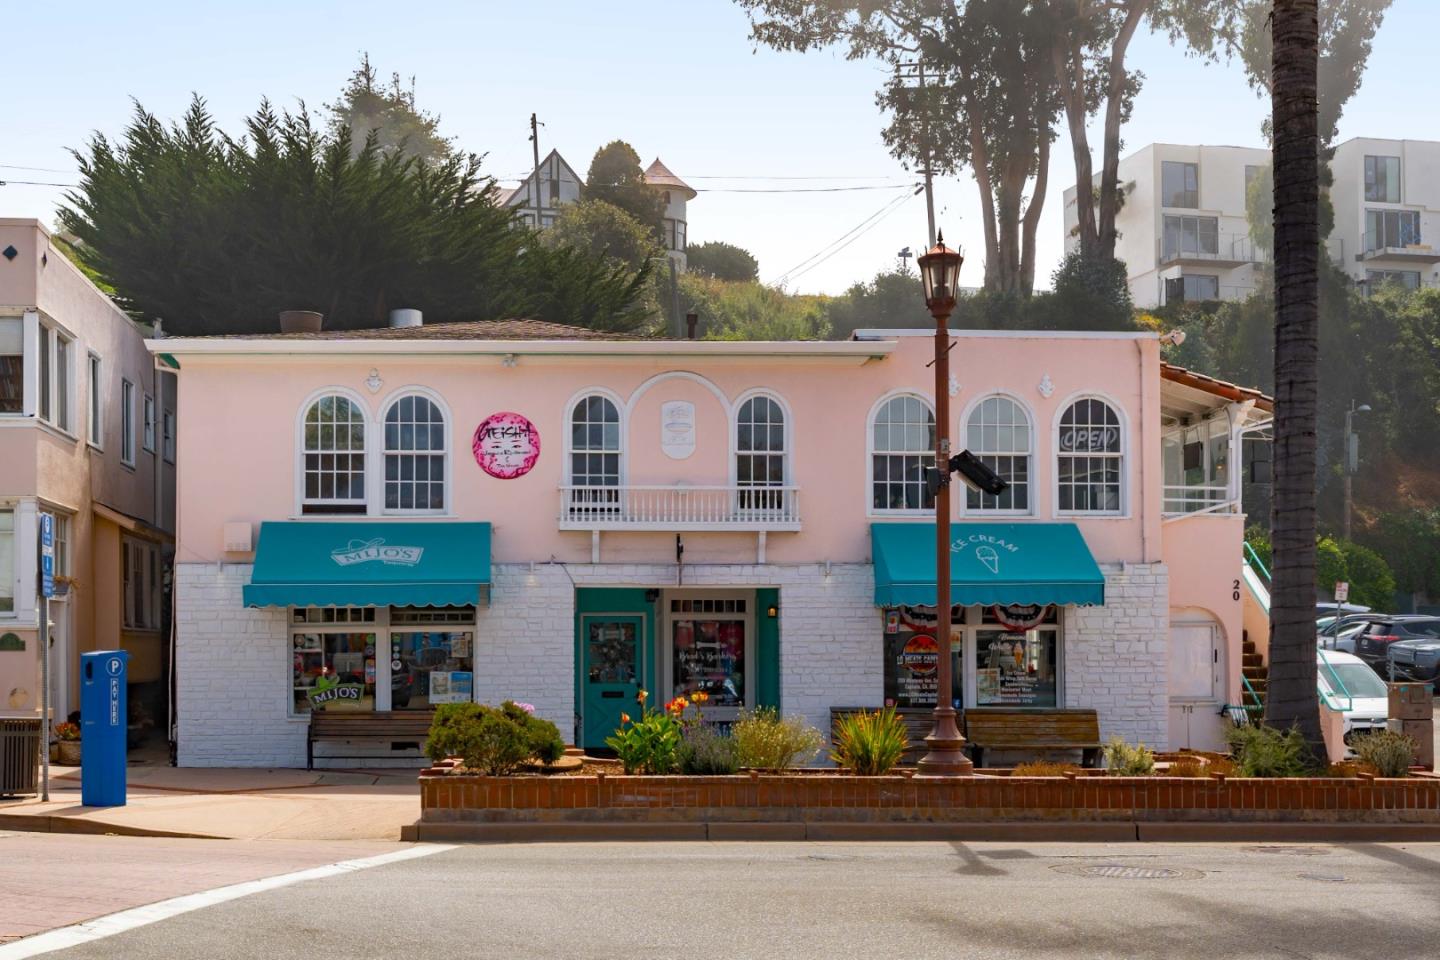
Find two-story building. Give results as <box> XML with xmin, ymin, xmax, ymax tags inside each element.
<box><xmin>151</xmin><ymin>312</ymin><xmax>1269</xmax><ymax>768</ymax></box>
<box><xmin>0</xmin><ymin>219</ymin><xmax>176</xmax><ymax>736</ymax></box>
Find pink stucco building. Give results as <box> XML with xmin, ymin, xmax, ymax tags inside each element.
<box><xmin>0</xmin><ymin>219</ymin><xmax>176</xmax><ymax>733</ymax></box>
<box><xmin>150</xmin><ymin>314</ymin><xmax>1270</xmax><ymax>767</ymax></box>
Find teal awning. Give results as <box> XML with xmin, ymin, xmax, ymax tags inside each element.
<box><xmin>871</xmin><ymin>522</ymin><xmax>1105</xmax><ymax>607</ymax></box>
<box><xmin>243</xmin><ymin>521</ymin><xmax>491</xmax><ymax>608</ymax></box>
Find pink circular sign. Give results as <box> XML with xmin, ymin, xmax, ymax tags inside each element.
<box><xmin>473</xmin><ymin>412</ymin><xmax>541</xmax><ymax>479</ymax></box>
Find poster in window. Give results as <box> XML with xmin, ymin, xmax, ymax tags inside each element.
<box><xmin>976</xmin><ymin>629</ymin><xmax>1057</xmax><ymax>707</ymax></box>
<box><xmin>673</xmin><ymin>619</ymin><xmax>745</xmax><ymax>706</ymax></box>
<box><xmin>882</xmin><ymin>608</ymin><xmax>961</xmax><ymax>709</ymax></box>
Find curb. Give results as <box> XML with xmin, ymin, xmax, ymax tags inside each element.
<box><xmin>0</xmin><ymin>813</ymin><xmax>224</xmax><ymax>841</ymax></box>
<box><xmin>408</xmin><ymin>819</ymin><xmax>1440</xmax><ymax>844</ymax></box>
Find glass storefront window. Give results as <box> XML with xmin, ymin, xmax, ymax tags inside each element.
<box><xmin>975</xmin><ymin>605</ymin><xmax>1059</xmax><ymax>707</ymax></box>
<box><xmin>883</xmin><ymin>606</ymin><xmax>964</xmax><ymax>710</ymax></box>
<box><xmin>673</xmin><ymin>619</ymin><xmax>745</xmax><ymax>707</ymax></box>
<box><xmin>392</xmin><ymin>631</ymin><xmax>473</xmax><ymax>709</ymax></box>
<box><xmin>293</xmin><ymin>632</ymin><xmax>377</xmax><ymax>713</ymax></box>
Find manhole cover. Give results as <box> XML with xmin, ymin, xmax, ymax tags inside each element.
<box><xmin>1051</xmin><ymin>864</ymin><xmax>1202</xmax><ymax>880</ymax></box>
<box><xmin>1247</xmin><ymin>845</ymin><xmax>1330</xmax><ymax>857</ymax></box>
<box><xmin>1298</xmin><ymin>873</ymin><xmax>1350</xmax><ymax>883</ymax></box>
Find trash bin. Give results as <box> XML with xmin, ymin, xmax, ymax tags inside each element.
<box><xmin>80</xmin><ymin>650</ymin><xmax>129</xmax><ymax>807</ymax></box>
<box><xmin>0</xmin><ymin>719</ymin><xmax>41</xmax><ymax>796</ymax></box>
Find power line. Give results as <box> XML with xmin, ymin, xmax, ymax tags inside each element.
<box><xmin>770</xmin><ymin>189</ymin><xmax>918</xmax><ymax>288</ymax></box>
<box><xmin>693</xmin><ymin>183</ymin><xmax>915</xmax><ymax>194</ymax></box>
<box><xmin>0</xmin><ymin>179</ymin><xmax>79</xmax><ymax>188</ymax></box>
<box><xmin>0</xmin><ymin>162</ymin><xmax>77</xmax><ymax>174</ymax></box>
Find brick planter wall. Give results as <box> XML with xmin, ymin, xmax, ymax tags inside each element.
<box><xmin>419</xmin><ymin>773</ymin><xmax>1440</xmax><ymax>825</ymax></box>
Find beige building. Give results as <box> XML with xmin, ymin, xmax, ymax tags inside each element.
<box><xmin>1329</xmin><ymin>137</ymin><xmax>1440</xmax><ymax>293</ymax></box>
<box><xmin>0</xmin><ymin>219</ymin><xmax>175</xmax><ymax>740</ymax></box>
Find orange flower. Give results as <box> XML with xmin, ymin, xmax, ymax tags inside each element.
<box><xmin>690</xmin><ymin>691</ymin><xmax>709</xmax><ymax>704</ymax></box>
<box><xmin>636</xmin><ymin>689</ymin><xmax>649</xmax><ymax>704</ymax></box>
<box><xmin>619</xmin><ymin>712</ymin><xmax>631</xmax><ymax>725</ymax></box>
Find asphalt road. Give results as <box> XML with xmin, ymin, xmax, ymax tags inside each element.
<box><xmin>18</xmin><ymin>838</ymin><xmax>1440</xmax><ymax>960</ymax></box>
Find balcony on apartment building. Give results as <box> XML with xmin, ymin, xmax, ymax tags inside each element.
<box><xmin>1360</xmin><ymin>211</ymin><xmax>1440</xmax><ymax>264</ymax></box>
<box><xmin>1157</xmin><ymin>217</ymin><xmax>1264</xmax><ymax>269</ymax></box>
<box><xmin>558</xmin><ymin>483</ymin><xmax>801</xmax><ymax>532</ymax></box>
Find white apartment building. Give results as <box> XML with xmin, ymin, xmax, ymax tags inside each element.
<box><xmin>1063</xmin><ymin>144</ymin><xmax>1269</xmax><ymax>309</ymax></box>
<box><xmin>1329</xmin><ymin>138</ymin><xmax>1440</xmax><ymax>294</ymax></box>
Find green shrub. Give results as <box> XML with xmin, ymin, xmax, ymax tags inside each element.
<box><xmin>606</xmin><ymin>710</ymin><xmax>682</xmax><ymax>774</ymax></box>
<box><xmin>677</xmin><ymin>724</ymin><xmax>741</xmax><ymax>775</ymax></box>
<box><xmin>1352</xmin><ymin>730</ymin><xmax>1416</xmax><ymax>778</ymax></box>
<box><xmin>831</xmin><ymin>707</ymin><xmax>908</xmax><ymax>775</ymax></box>
<box><xmin>425</xmin><ymin>701</ymin><xmax>565</xmax><ymax>775</ymax></box>
<box><xmin>1225</xmin><ymin>725</ymin><xmax>1319</xmax><ymax>777</ymax></box>
<box><xmin>731</xmin><ymin>707</ymin><xmax>823</xmax><ymax>770</ymax></box>
<box><xmin>1103</xmin><ymin>736</ymin><xmax>1156</xmax><ymax>776</ymax></box>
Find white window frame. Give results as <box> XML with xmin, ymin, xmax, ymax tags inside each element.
<box><xmin>1053</xmin><ymin>393</ymin><xmax>1128</xmax><ymax>517</ymax></box>
<box><xmin>0</xmin><ymin>505</ymin><xmax>15</xmax><ymax>616</ymax></box>
<box><xmin>563</xmin><ymin>389</ymin><xmax>626</xmax><ymax>517</ymax></box>
<box><xmin>43</xmin><ymin>510</ymin><xmax>70</xmax><ymax>578</ymax></box>
<box><xmin>0</xmin><ymin>315</ymin><xmax>23</xmax><ymax>418</ymax></box>
<box><xmin>30</xmin><ymin>319</ymin><xmax>75</xmax><ymax>434</ymax></box>
<box><xmin>162</xmin><ymin>408</ymin><xmax>175</xmax><ymax>463</ymax></box>
<box><xmin>731</xmin><ymin>390</ymin><xmax>791</xmax><ymax>511</ymax></box>
<box><xmin>87</xmin><ymin>352</ymin><xmax>103</xmax><ymax>449</ymax></box>
<box><xmin>379</xmin><ymin>388</ymin><xmax>450</xmax><ymax>516</ymax></box>
<box><xmin>866</xmin><ymin>390</ymin><xmax>937</xmax><ymax>518</ymax></box>
<box><xmin>1161</xmin><ymin>160</ymin><xmax>1200</xmax><ymax>209</ymax></box>
<box><xmin>1364</xmin><ymin>154</ymin><xmax>1401</xmax><ymax>204</ymax></box>
<box><xmin>120</xmin><ymin>377</ymin><xmax>136</xmax><ymax>466</ymax></box>
<box><xmin>296</xmin><ymin>388</ymin><xmax>370</xmax><ymax>516</ymax></box>
<box><xmin>142</xmin><ymin>394</ymin><xmax>156</xmax><ymax>453</ymax></box>
<box><xmin>960</xmin><ymin>393</ymin><xmax>1034</xmax><ymax>517</ymax></box>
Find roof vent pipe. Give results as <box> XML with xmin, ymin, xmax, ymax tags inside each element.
<box><xmin>389</xmin><ymin>309</ymin><xmax>423</xmax><ymax>329</ymax></box>
<box><xmin>685</xmin><ymin>312</ymin><xmax>698</xmax><ymax>340</ymax></box>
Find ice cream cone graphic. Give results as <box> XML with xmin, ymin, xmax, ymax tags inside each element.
<box><xmin>975</xmin><ymin>545</ymin><xmax>1000</xmax><ymax>574</ymax></box>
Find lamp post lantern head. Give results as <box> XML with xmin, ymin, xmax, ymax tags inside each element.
<box><xmin>918</xmin><ymin>231</ymin><xmax>963</xmax><ymax>318</ymax></box>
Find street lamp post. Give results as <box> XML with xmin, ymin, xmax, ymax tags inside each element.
<box><xmin>1342</xmin><ymin>401</ymin><xmax>1371</xmax><ymax>540</ymax></box>
<box><xmin>916</xmin><ymin>233</ymin><xmax>973</xmax><ymax>777</ymax></box>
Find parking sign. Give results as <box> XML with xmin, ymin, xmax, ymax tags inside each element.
<box><xmin>38</xmin><ymin>513</ymin><xmax>55</xmax><ymax>598</ymax></box>
<box><xmin>1334</xmin><ymin>581</ymin><xmax>1349</xmax><ymax>603</ymax></box>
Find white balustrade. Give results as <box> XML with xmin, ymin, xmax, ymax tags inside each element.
<box><xmin>558</xmin><ymin>484</ymin><xmax>801</xmax><ymax>531</ymax></box>
<box><xmin>1162</xmin><ymin>484</ymin><xmax>1237</xmax><ymax>517</ymax></box>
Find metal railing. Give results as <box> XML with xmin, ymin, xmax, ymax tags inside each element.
<box><xmin>558</xmin><ymin>484</ymin><xmax>802</xmax><ymax>530</ymax></box>
<box><xmin>1243</xmin><ymin>541</ymin><xmax>1271</xmax><ymax>585</ymax></box>
<box><xmin>1162</xmin><ymin>484</ymin><xmax>1236</xmax><ymax>516</ymax></box>
<box><xmin>1159</xmin><ymin>231</ymin><xmax>1264</xmax><ymax>266</ymax></box>
<box><xmin>1317</xmin><ymin>656</ymin><xmax>1355</xmax><ymax>713</ymax></box>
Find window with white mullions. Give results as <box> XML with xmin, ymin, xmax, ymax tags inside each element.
<box><xmin>965</xmin><ymin>396</ymin><xmax>1031</xmax><ymax>513</ymax></box>
<box><xmin>872</xmin><ymin>394</ymin><xmax>936</xmax><ymax>513</ymax></box>
<box><xmin>1057</xmin><ymin>398</ymin><xmax>1124</xmax><ymax>513</ymax></box>
<box><xmin>736</xmin><ymin>395</ymin><xmax>786</xmax><ymax>512</ymax></box>
<box><xmin>302</xmin><ymin>395</ymin><xmax>367</xmax><ymax>515</ymax></box>
<box><xmin>383</xmin><ymin>395</ymin><xmax>446</xmax><ymax>512</ymax></box>
<box><xmin>569</xmin><ymin>395</ymin><xmax>621</xmax><ymax>516</ymax></box>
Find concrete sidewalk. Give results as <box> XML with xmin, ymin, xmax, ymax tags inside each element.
<box><xmin>0</xmin><ymin>764</ymin><xmax>421</xmax><ymax>841</ymax></box>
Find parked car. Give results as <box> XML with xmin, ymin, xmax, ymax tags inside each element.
<box><xmin>1317</xmin><ymin>650</ymin><xmax>1390</xmax><ymax>743</ymax></box>
<box><xmin>1387</xmin><ymin>635</ymin><xmax>1440</xmax><ymax>687</ymax></box>
<box><xmin>1317</xmin><ymin>614</ymin><xmax>1379</xmax><ymax>653</ymax></box>
<box><xmin>1316</xmin><ymin>602</ymin><xmax>1371</xmax><ymax>618</ymax></box>
<box><xmin>1352</xmin><ymin>616</ymin><xmax>1440</xmax><ymax>674</ymax></box>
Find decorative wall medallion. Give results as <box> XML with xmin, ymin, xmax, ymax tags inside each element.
<box><xmin>948</xmin><ymin>374</ymin><xmax>961</xmax><ymax>398</ymax></box>
<box><xmin>473</xmin><ymin>412</ymin><xmax>541</xmax><ymax>479</ymax></box>
<box><xmin>1037</xmin><ymin>374</ymin><xmax>1055</xmax><ymax>398</ymax></box>
<box><xmin>660</xmin><ymin>400</ymin><xmax>696</xmax><ymax>460</ymax></box>
<box><xmin>365</xmin><ymin>369</ymin><xmax>383</xmax><ymax>393</ymax></box>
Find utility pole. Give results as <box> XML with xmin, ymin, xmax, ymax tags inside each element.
<box><xmin>529</xmin><ymin>113</ymin><xmax>544</xmax><ymax>228</ymax></box>
<box><xmin>1342</xmin><ymin>401</ymin><xmax>1371</xmax><ymax>540</ymax></box>
<box><xmin>897</xmin><ymin>60</ymin><xmax>938</xmax><ymax>248</ymax></box>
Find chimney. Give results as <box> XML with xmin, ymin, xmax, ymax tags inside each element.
<box><xmin>685</xmin><ymin>312</ymin><xmax>698</xmax><ymax>340</ymax></box>
<box><xmin>389</xmin><ymin>309</ymin><xmax>423</xmax><ymax>329</ymax></box>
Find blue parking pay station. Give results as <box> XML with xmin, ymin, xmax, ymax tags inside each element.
<box><xmin>80</xmin><ymin>650</ymin><xmax>130</xmax><ymax>807</ymax></box>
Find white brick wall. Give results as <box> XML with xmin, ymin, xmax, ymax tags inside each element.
<box><xmin>175</xmin><ymin>558</ymin><xmax>1167</xmax><ymax>766</ymax></box>
<box><xmin>174</xmin><ymin>563</ymin><xmax>300</xmax><ymax>767</ymax></box>
<box><xmin>1063</xmin><ymin>562</ymin><xmax>1171</xmax><ymax>750</ymax></box>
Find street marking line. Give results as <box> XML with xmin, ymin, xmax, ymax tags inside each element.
<box><xmin>0</xmin><ymin>843</ymin><xmax>455</xmax><ymax>959</ymax></box>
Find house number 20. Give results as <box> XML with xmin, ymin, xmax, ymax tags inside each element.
<box><xmin>1232</xmin><ymin>579</ymin><xmax>1241</xmax><ymax>601</ymax></box>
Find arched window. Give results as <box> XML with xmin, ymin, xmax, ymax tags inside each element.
<box><xmin>871</xmin><ymin>394</ymin><xmax>935</xmax><ymax>513</ymax></box>
<box><xmin>301</xmin><ymin>395</ymin><xmax>366</xmax><ymax>514</ymax></box>
<box><xmin>965</xmin><ymin>396</ymin><xmax>1032</xmax><ymax>513</ymax></box>
<box><xmin>383</xmin><ymin>395</ymin><xmax>446</xmax><ymax>512</ymax></box>
<box><xmin>1057</xmin><ymin>397</ymin><xmax>1124</xmax><ymax>513</ymax></box>
<box><xmin>569</xmin><ymin>394</ymin><xmax>622</xmax><ymax>515</ymax></box>
<box><xmin>736</xmin><ymin>395</ymin><xmax>786</xmax><ymax>511</ymax></box>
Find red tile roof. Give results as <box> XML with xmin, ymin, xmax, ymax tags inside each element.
<box><xmin>1161</xmin><ymin>362</ymin><xmax>1273</xmax><ymax>412</ymax></box>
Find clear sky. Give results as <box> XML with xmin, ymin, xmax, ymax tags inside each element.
<box><xmin>3</xmin><ymin>1</ymin><xmax>1437</xmax><ymax>295</ymax></box>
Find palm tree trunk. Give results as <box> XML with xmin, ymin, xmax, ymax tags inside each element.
<box><xmin>1266</xmin><ymin>0</ymin><xmax>1325</xmax><ymax>764</ymax></box>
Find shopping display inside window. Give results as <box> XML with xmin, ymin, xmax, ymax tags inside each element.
<box><xmin>976</xmin><ymin>605</ymin><xmax>1059</xmax><ymax>708</ymax></box>
<box><xmin>883</xmin><ymin>606</ymin><xmax>963</xmax><ymax>710</ymax></box>
<box><xmin>673</xmin><ymin>619</ymin><xmax>745</xmax><ymax>707</ymax></box>
<box><xmin>293</xmin><ymin>632</ymin><xmax>376</xmax><ymax>712</ymax></box>
<box><xmin>392</xmin><ymin>631</ymin><xmax>473</xmax><ymax>709</ymax></box>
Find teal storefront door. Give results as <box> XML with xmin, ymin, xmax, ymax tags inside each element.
<box><xmin>581</xmin><ymin>615</ymin><xmax>644</xmax><ymax>749</ymax></box>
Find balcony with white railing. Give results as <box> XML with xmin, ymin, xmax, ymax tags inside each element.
<box><xmin>558</xmin><ymin>484</ymin><xmax>802</xmax><ymax>531</ymax></box>
<box><xmin>1162</xmin><ymin>485</ymin><xmax>1239</xmax><ymax>518</ymax></box>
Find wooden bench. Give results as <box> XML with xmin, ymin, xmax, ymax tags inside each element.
<box><xmin>307</xmin><ymin>712</ymin><xmax>435</xmax><ymax>769</ymax></box>
<box><xmin>962</xmin><ymin>707</ymin><xmax>1102</xmax><ymax>768</ymax></box>
<box><xmin>830</xmin><ymin>707</ymin><xmax>935</xmax><ymax>765</ymax></box>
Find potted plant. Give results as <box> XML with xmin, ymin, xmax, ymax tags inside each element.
<box><xmin>55</xmin><ymin>722</ymin><xmax>81</xmax><ymax>765</ymax></box>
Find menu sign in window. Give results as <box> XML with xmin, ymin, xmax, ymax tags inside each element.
<box><xmin>976</xmin><ymin>628</ymin><xmax>1057</xmax><ymax>707</ymax></box>
<box><xmin>882</xmin><ymin>608</ymin><xmax>961</xmax><ymax>709</ymax></box>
